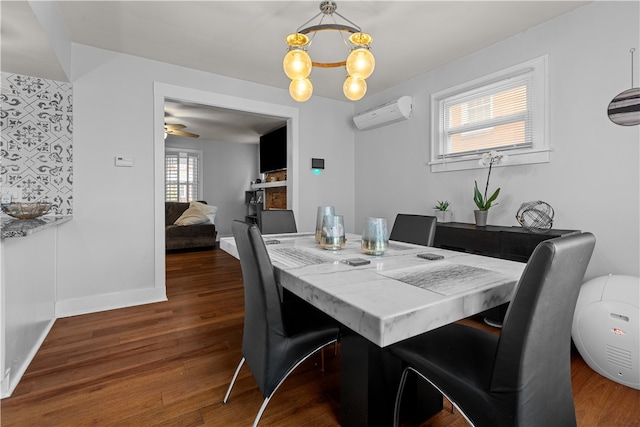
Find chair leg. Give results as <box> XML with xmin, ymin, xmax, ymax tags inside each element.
<box><xmin>401</xmin><ymin>367</ymin><xmax>473</xmax><ymax>427</ymax></box>
<box><xmin>222</xmin><ymin>357</ymin><xmax>245</xmax><ymax>404</ymax></box>
<box><xmin>320</xmin><ymin>340</ymin><xmax>341</xmax><ymax>372</ymax></box>
<box><xmin>252</xmin><ymin>395</ymin><xmax>272</xmax><ymax>427</ymax></box>
<box><xmin>393</xmin><ymin>368</ymin><xmax>411</xmax><ymax>427</ymax></box>
<box><xmin>250</xmin><ymin>339</ymin><xmax>337</xmax><ymax>426</ymax></box>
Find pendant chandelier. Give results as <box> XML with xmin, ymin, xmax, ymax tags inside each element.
<box><xmin>283</xmin><ymin>0</ymin><xmax>375</xmax><ymax>102</ymax></box>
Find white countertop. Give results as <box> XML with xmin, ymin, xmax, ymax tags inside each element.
<box><xmin>220</xmin><ymin>232</ymin><xmax>526</xmax><ymax>347</ymax></box>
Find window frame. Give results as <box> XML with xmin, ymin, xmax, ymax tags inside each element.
<box><xmin>164</xmin><ymin>147</ymin><xmax>203</xmax><ymax>202</ymax></box>
<box><xmin>430</xmin><ymin>55</ymin><xmax>549</xmax><ymax>173</ymax></box>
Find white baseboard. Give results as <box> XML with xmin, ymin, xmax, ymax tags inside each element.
<box><xmin>1</xmin><ymin>319</ymin><xmax>55</xmax><ymax>399</ymax></box>
<box><xmin>55</xmin><ymin>287</ymin><xmax>167</xmax><ymax>318</ymax></box>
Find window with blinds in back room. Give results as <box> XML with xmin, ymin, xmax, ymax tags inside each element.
<box><xmin>165</xmin><ymin>149</ymin><xmax>202</xmax><ymax>202</ymax></box>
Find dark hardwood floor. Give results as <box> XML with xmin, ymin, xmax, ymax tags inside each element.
<box><xmin>1</xmin><ymin>248</ymin><xmax>638</xmax><ymax>426</ymax></box>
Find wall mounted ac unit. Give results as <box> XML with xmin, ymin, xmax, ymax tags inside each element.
<box><xmin>353</xmin><ymin>96</ymin><xmax>412</xmax><ymax>130</ymax></box>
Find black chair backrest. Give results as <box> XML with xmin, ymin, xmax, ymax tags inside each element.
<box><xmin>389</xmin><ymin>214</ymin><xmax>437</xmax><ymax>246</ymax></box>
<box><xmin>491</xmin><ymin>232</ymin><xmax>596</xmax><ymax>424</ymax></box>
<box><xmin>258</xmin><ymin>210</ymin><xmax>298</xmax><ymax>234</ymax></box>
<box><xmin>232</xmin><ymin>220</ymin><xmax>287</xmax><ymax>396</ymax></box>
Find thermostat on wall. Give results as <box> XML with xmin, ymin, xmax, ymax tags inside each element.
<box><xmin>115</xmin><ymin>156</ymin><xmax>134</xmax><ymax>167</ymax></box>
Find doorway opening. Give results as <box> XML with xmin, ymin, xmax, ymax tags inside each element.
<box><xmin>153</xmin><ymin>82</ymin><xmax>299</xmax><ymax>293</ymax></box>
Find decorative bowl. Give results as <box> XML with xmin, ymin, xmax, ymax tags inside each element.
<box><xmin>1</xmin><ymin>202</ymin><xmax>52</xmax><ymax>219</ymax></box>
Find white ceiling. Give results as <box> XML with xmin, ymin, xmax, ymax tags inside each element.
<box><xmin>164</xmin><ymin>99</ymin><xmax>287</xmax><ymax>143</ymax></box>
<box><xmin>1</xmin><ymin>1</ymin><xmax>589</xmax><ymax>143</ymax></box>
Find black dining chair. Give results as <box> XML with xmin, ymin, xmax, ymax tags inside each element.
<box><xmin>258</xmin><ymin>209</ymin><xmax>298</xmax><ymax>234</ymax></box>
<box><xmin>389</xmin><ymin>232</ymin><xmax>596</xmax><ymax>427</ymax></box>
<box><xmin>389</xmin><ymin>213</ymin><xmax>437</xmax><ymax>246</ymax></box>
<box><xmin>222</xmin><ymin>221</ymin><xmax>339</xmax><ymax>427</ymax></box>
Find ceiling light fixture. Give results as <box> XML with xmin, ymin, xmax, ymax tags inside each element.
<box><xmin>283</xmin><ymin>0</ymin><xmax>375</xmax><ymax>102</ymax></box>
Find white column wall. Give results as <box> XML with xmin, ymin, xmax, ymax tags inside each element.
<box><xmin>1</xmin><ymin>227</ymin><xmax>58</xmax><ymax>397</ymax></box>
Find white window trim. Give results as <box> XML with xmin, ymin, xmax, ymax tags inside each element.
<box><xmin>165</xmin><ymin>147</ymin><xmax>203</xmax><ymax>202</ymax></box>
<box><xmin>430</xmin><ymin>55</ymin><xmax>549</xmax><ymax>173</ymax></box>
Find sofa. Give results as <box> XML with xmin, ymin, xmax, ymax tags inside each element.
<box><xmin>165</xmin><ymin>201</ymin><xmax>217</xmax><ymax>250</ymax></box>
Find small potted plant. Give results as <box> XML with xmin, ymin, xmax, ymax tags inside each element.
<box><xmin>433</xmin><ymin>200</ymin><xmax>453</xmax><ymax>223</ymax></box>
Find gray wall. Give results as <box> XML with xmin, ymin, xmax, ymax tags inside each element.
<box><xmin>353</xmin><ymin>1</ymin><xmax>640</xmax><ymax>280</ymax></box>
<box><xmin>54</xmin><ymin>41</ymin><xmax>355</xmax><ymax>316</ymax></box>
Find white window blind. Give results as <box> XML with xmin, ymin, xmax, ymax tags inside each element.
<box><xmin>441</xmin><ymin>72</ymin><xmax>532</xmax><ymax>158</ymax></box>
<box><xmin>440</xmin><ymin>75</ymin><xmax>532</xmax><ymax>156</ymax></box>
<box><xmin>165</xmin><ymin>149</ymin><xmax>201</xmax><ymax>202</ymax></box>
<box><xmin>430</xmin><ymin>55</ymin><xmax>548</xmax><ymax>172</ymax></box>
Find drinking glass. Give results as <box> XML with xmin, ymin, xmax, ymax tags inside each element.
<box><xmin>320</xmin><ymin>214</ymin><xmax>346</xmax><ymax>250</ymax></box>
<box><xmin>315</xmin><ymin>206</ymin><xmax>336</xmax><ymax>243</ymax></box>
<box><xmin>361</xmin><ymin>217</ymin><xmax>388</xmax><ymax>255</ymax></box>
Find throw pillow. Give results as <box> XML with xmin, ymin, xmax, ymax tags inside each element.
<box><xmin>174</xmin><ymin>201</ymin><xmax>217</xmax><ymax>226</ymax></box>
<box><xmin>195</xmin><ymin>201</ymin><xmax>218</xmax><ymax>224</ymax></box>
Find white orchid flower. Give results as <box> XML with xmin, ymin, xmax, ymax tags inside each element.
<box><xmin>490</xmin><ymin>151</ymin><xmax>508</xmax><ymax>165</ymax></box>
<box><xmin>479</xmin><ymin>150</ymin><xmax>509</xmax><ymax>167</ymax></box>
<box><xmin>479</xmin><ymin>152</ymin><xmax>492</xmax><ymax>167</ymax></box>
<box><xmin>474</xmin><ymin>150</ymin><xmax>507</xmax><ymax>211</ymax></box>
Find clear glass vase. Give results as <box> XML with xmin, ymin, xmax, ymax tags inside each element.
<box><xmin>320</xmin><ymin>214</ymin><xmax>346</xmax><ymax>250</ymax></box>
<box><xmin>315</xmin><ymin>206</ymin><xmax>335</xmax><ymax>243</ymax></box>
<box><xmin>361</xmin><ymin>217</ymin><xmax>388</xmax><ymax>255</ymax></box>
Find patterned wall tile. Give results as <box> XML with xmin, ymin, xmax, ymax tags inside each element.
<box><xmin>1</xmin><ymin>73</ymin><xmax>73</xmax><ymax>215</ymax></box>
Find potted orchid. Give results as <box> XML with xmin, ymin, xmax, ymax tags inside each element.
<box><xmin>433</xmin><ymin>200</ymin><xmax>453</xmax><ymax>223</ymax></box>
<box><xmin>473</xmin><ymin>151</ymin><xmax>508</xmax><ymax>226</ymax></box>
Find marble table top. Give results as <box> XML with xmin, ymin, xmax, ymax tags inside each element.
<box><xmin>1</xmin><ymin>215</ymin><xmax>72</xmax><ymax>238</ymax></box>
<box><xmin>220</xmin><ymin>232</ymin><xmax>526</xmax><ymax>347</ymax></box>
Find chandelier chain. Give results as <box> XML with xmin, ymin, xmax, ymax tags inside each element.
<box><xmin>630</xmin><ymin>48</ymin><xmax>636</xmax><ymax>88</ymax></box>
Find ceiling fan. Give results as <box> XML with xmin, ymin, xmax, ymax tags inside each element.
<box><xmin>164</xmin><ymin>123</ymin><xmax>199</xmax><ymax>138</ymax></box>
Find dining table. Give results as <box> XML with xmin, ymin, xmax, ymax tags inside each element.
<box><xmin>220</xmin><ymin>231</ymin><xmax>526</xmax><ymax>427</ymax></box>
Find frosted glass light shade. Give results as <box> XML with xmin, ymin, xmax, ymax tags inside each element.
<box><xmin>283</xmin><ymin>49</ymin><xmax>312</xmax><ymax>80</ymax></box>
<box><xmin>290</xmin><ymin>78</ymin><xmax>313</xmax><ymax>102</ymax></box>
<box><xmin>346</xmin><ymin>48</ymin><xmax>375</xmax><ymax>79</ymax></box>
<box><xmin>343</xmin><ymin>76</ymin><xmax>367</xmax><ymax>101</ymax></box>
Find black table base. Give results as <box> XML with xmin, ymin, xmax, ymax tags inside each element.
<box><xmin>340</xmin><ymin>328</ymin><xmax>442</xmax><ymax>426</ymax></box>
